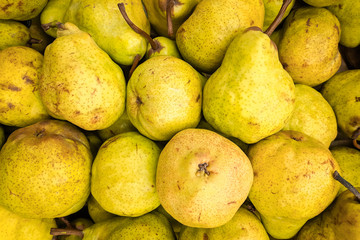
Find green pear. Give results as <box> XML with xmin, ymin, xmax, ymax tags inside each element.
<box><xmin>41</xmin><ymin>0</ymin><xmax>150</xmax><ymax>66</ymax></box>
<box><xmin>40</xmin><ymin>22</ymin><xmax>126</xmax><ymax>131</ymax></box>
<box><xmin>0</xmin><ymin>20</ymin><xmax>31</xmax><ymax>50</ymax></box>
<box><xmin>29</xmin><ymin>16</ymin><xmax>54</xmax><ymax>53</ymax></box>
<box><xmin>179</xmin><ymin>206</ymin><xmax>269</xmax><ymax>240</ymax></box>
<box><xmin>91</xmin><ymin>132</ymin><xmax>161</xmax><ymax>217</ymax></box>
<box><xmin>146</xmin><ymin>36</ymin><xmax>181</xmax><ymax>59</ymax></box>
<box><xmin>156</xmin><ymin>128</ymin><xmax>253</xmax><ymax>228</ymax></box>
<box><xmin>321</xmin><ymin>70</ymin><xmax>360</xmax><ymax>141</ymax></box>
<box><xmin>176</xmin><ymin>0</ymin><xmax>264</xmax><ymax>73</ymax></box>
<box><xmin>283</xmin><ymin>84</ymin><xmax>337</xmax><ymax>148</ymax></box>
<box><xmin>87</xmin><ymin>195</ymin><xmax>117</xmax><ymax>223</ymax></box>
<box><xmin>203</xmin><ymin>28</ymin><xmax>295</xmax><ymax>144</ymax></box>
<box><xmin>328</xmin><ymin>1</ymin><xmax>360</xmax><ymax>48</ymax></box>
<box><xmin>278</xmin><ymin>7</ymin><xmax>341</xmax><ymax>86</ymax></box>
<box><xmin>0</xmin><ymin>119</ymin><xmax>92</xmax><ymax>219</ymax></box>
<box><xmin>263</xmin><ymin>0</ymin><xmax>295</xmax><ymax>31</ymax></box>
<box><xmin>126</xmin><ymin>55</ymin><xmax>203</xmax><ymax>141</ymax></box>
<box><xmin>303</xmin><ymin>0</ymin><xmax>338</xmax><ymax>7</ymax></box>
<box><xmin>0</xmin><ymin>204</ymin><xmax>57</xmax><ymax>240</ymax></box>
<box><xmin>0</xmin><ymin>0</ymin><xmax>48</xmax><ymax>21</ymax></box>
<box><xmin>248</xmin><ymin>130</ymin><xmax>340</xmax><ymax>239</ymax></box>
<box><xmin>296</xmin><ymin>213</ymin><xmax>336</xmax><ymax>240</ymax></box>
<box><xmin>331</xmin><ymin>146</ymin><xmax>360</xmax><ymax>194</ymax></box>
<box><xmin>0</xmin><ymin>46</ymin><xmax>49</xmax><ymax>127</ymax></box>
<box><xmin>39</xmin><ymin>0</ymin><xmax>71</xmax><ymax>37</ymax></box>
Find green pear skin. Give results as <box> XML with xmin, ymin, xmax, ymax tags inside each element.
<box><xmin>0</xmin><ymin>0</ymin><xmax>48</xmax><ymax>21</ymax></box>
<box><xmin>0</xmin><ymin>20</ymin><xmax>30</xmax><ymax>50</ymax></box>
<box><xmin>87</xmin><ymin>195</ymin><xmax>117</xmax><ymax>223</ymax></box>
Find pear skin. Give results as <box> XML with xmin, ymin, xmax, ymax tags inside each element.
<box><xmin>87</xmin><ymin>195</ymin><xmax>117</xmax><ymax>223</ymax></box>
<box><xmin>146</xmin><ymin>37</ymin><xmax>181</xmax><ymax>59</ymax></box>
<box><xmin>0</xmin><ymin>20</ymin><xmax>30</xmax><ymax>50</ymax></box>
<box><xmin>0</xmin><ymin>0</ymin><xmax>48</xmax><ymax>21</ymax></box>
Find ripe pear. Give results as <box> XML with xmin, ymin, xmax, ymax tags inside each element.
<box><xmin>91</xmin><ymin>132</ymin><xmax>161</xmax><ymax>217</ymax></box>
<box><xmin>0</xmin><ymin>0</ymin><xmax>48</xmax><ymax>21</ymax></box>
<box><xmin>303</xmin><ymin>0</ymin><xmax>338</xmax><ymax>7</ymax></box>
<box><xmin>248</xmin><ymin>130</ymin><xmax>340</xmax><ymax>239</ymax></box>
<box><xmin>0</xmin><ymin>20</ymin><xmax>31</xmax><ymax>50</ymax></box>
<box><xmin>0</xmin><ymin>119</ymin><xmax>92</xmax><ymax>219</ymax></box>
<box><xmin>126</xmin><ymin>55</ymin><xmax>203</xmax><ymax>141</ymax></box>
<box><xmin>179</xmin><ymin>206</ymin><xmax>269</xmax><ymax>239</ymax></box>
<box><xmin>146</xmin><ymin>36</ymin><xmax>181</xmax><ymax>59</ymax></box>
<box><xmin>0</xmin><ymin>46</ymin><xmax>49</xmax><ymax>127</ymax></box>
<box><xmin>40</xmin><ymin>22</ymin><xmax>126</xmax><ymax>131</ymax></box>
<box><xmin>156</xmin><ymin>128</ymin><xmax>253</xmax><ymax>228</ymax></box>
<box><xmin>296</xmin><ymin>213</ymin><xmax>336</xmax><ymax>240</ymax></box>
<box><xmin>176</xmin><ymin>0</ymin><xmax>264</xmax><ymax>73</ymax></box>
<box><xmin>263</xmin><ymin>0</ymin><xmax>295</xmax><ymax>31</ymax></box>
<box><xmin>29</xmin><ymin>16</ymin><xmax>54</xmax><ymax>53</ymax></box>
<box><xmin>278</xmin><ymin>7</ymin><xmax>341</xmax><ymax>86</ymax></box>
<box><xmin>87</xmin><ymin>195</ymin><xmax>117</xmax><ymax>223</ymax></box>
<box><xmin>283</xmin><ymin>84</ymin><xmax>337</xmax><ymax>148</ymax></box>
<box><xmin>0</xmin><ymin>204</ymin><xmax>57</xmax><ymax>240</ymax></box>
<box><xmin>321</xmin><ymin>70</ymin><xmax>360</xmax><ymax>141</ymax></box>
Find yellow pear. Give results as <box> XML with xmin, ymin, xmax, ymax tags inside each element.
<box><xmin>0</xmin><ymin>0</ymin><xmax>48</xmax><ymax>21</ymax></box>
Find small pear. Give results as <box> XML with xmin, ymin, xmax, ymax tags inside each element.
<box><xmin>0</xmin><ymin>20</ymin><xmax>31</xmax><ymax>50</ymax></box>
<box><xmin>146</xmin><ymin>36</ymin><xmax>181</xmax><ymax>59</ymax></box>
<box><xmin>0</xmin><ymin>0</ymin><xmax>48</xmax><ymax>21</ymax></box>
<box><xmin>263</xmin><ymin>0</ymin><xmax>295</xmax><ymax>31</ymax></box>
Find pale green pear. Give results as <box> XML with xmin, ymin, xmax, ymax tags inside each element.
<box><xmin>0</xmin><ymin>0</ymin><xmax>48</xmax><ymax>21</ymax></box>
<box><xmin>0</xmin><ymin>46</ymin><xmax>49</xmax><ymax>127</ymax></box>
<box><xmin>0</xmin><ymin>204</ymin><xmax>57</xmax><ymax>240</ymax></box>
<box><xmin>91</xmin><ymin>132</ymin><xmax>161</xmax><ymax>217</ymax></box>
<box><xmin>283</xmin><ymin>84</ymin><xmax>337</xmax><ymax>147</ymax></box>
<box><xmin>146</xmin><ymin>37</ymin><xmax>181</xmax><ymax>59</ymax></box>
<box><xmin>263</xmin><ymin>0</ymin><xmax>295</xmax><ymax>31</ymax></box>
<box><xmin>179</xmin><ymin>206</ymin><xmax>269</xmax><ymax>240</ymax></box>
<box><xmin>328</xmin><ymin>1</ymin><xmax>360</xmax><ymax>48</ymax></box>
<box><xmin>126</xmin><ymin>55</ymin><xmax>203</xmax><ymax>141</ymax></box>
<box><xmin>248</xmin><ymin>130</ymin><xmax>340</xmax><ymax>239</ymax></box>
<box><xmin>156</xmin><ymin>129</ymin><xmax>253</xmax><ymax>228</ymax></box>
<box><xmin>176</xmin><ymin>0</ymin><xmax>264</xmax><ymax>73</ymax></box>
<box><xmin>303</xmin><ymin>0</ymin><xmax>338</xmax><ymax>7</ymax></box>
<box><xmin>40</xmin><ymin>22</ymin><xmax>126</xmax><ymax>131</ymax></box>
<box><xmin>0</xmin><ymin>120</ymin><xmax>92</xmax><ymax>219</ymax></box>
<box><xmin>0</xmin><ymin>20</ymin><xmax>30</xmax><ymax>50</ymax></box>
<box><xmin>87</xmin><ymin>195</ymin><xmax>117</xmax><ymax>223</ymax></box>
<box><xmin>321</xmin><ymin>70</ymin><xmax>360</xmax><ymax>141</ymax></box>
<box><xmin>278</xmin><ymin>7</ymin><xmax>341</xmax><ymax>86</ymax></box>
<box><xmin>203</xmin><ymin>28</ymin><xmax>295</xmax><ymax>144</ymax></box>
<box><xmin>40</xmin><ymin>0</ymin><xmax>71</xmax><ymax>37</ymax></box>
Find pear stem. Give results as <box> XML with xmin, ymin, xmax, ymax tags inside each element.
<box><xmin>333</xmin><ymin>170</ymin><xmax>360</xmax><ymax>202</ymax></box>
<box><xmin>27</xmin><ymin>38</ymin><xmax>43</xmax><ymax>45</ymax></box>
<box><xmin>50</xmin><ymin>228</ymin><xmax>84</xmax><ymax>238</ymax></box>
<box><xmin>265</xmin><ymin>0</ymin><xmax>292</xmax><ymax>36</ymax></box>
<box><xmin>129</xmin><ymin>54</ymin><xmax>141</xmax><ymax>79</ymax></box>
<box><xmin>352</xmin><ymin>128</ymin><xmax>360</xmax><ymax>150</ymax></box>
<box><xmin>118</xmin><ymin>3</ymin><xmax>158</xmax><ymax>50</ymax></box>
<box><xmin>197</xmin><ymin>162</ymin><xmax>210</xmax><ymax>176</ymax></box>
<box><xmin>166</xmin><ymin>0</ymin><xmax>175</xmax><ymax>38</ymax></box>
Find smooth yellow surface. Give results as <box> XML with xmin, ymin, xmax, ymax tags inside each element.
<box><xmin>0</xmin><ymin>0</ymin><xmax>48</xmax><ymax>21</ymax></box>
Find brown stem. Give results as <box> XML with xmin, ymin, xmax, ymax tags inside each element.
<box><xmin>50</xmin><ymin>228</ymin><xmax>84</xmax><ymax>238</ymax></box>
<box><xmin>265</xmin><ymin>0</ymin><xmax>293</xmax><ymax>36</ymax></box>
<box><xmin>333</xmin><ymin>170</ymin><xmax>360</xmax><ymax>202</ymax></box>
<box><xmin>28</xmin><ymin>38</ymin><xmax>43</xmax><ymax>45</ymax></box>
<box><xmin>41</xmin><ymin>21</ymin><xmax>65</xmax><ymax>32</ymax></box>
<box><xmin>60</xmin><ymin>217</ymin><xmax>72</xmax><ymax>229</ymax></box>
<box><xmin>118</xmin><ymin>3</ymin><xmax>158</xmax><ymax>50</ymax></box>
<box><xmin>197</xmin><ymin>162</ymin><xmax>210</xmax><ymax>176</ymax></box>
<box><xmin>129</xmin><ymin>54</ymin><xmax>141</xmax><ymax>79</ymax></box>
<box><xmin>166</xmin><ymin>0</ymin><xmax>175</xmax><ymax>38</ymax></box>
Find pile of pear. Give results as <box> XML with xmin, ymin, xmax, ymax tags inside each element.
<box><xmin>0</xmin><ymin>0</ymin><xmax>360</xmax><ymax>239</ymax></box>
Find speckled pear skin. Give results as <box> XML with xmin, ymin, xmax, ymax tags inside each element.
<box><xmin>328</xmin><ymin>1</ymin><xmax>360</xmax><ymax>48</ymax></box>
<box><xmin>179</xmin><ymin>207</ymin><xmax>269</xmax><ymax>240</ymax></box>
<box><xmin>0</xmin><ymin>120</ymin><xmax>92</xmax><ymax>219</ymax></box>
<box><xmin>146</xmin><ymin>37</ymin><xmax>181</xmax><ymax>59</ymax></box>
<box><xmin>278</xmin><ymin>7</ymin><xmax>341</xmax><ymax>87</ymax></box>
<box><xmin>0</xmin><ymin>0</ymin><xmax>48</xmax><ymax>21</ymax></box>
<box><xmin>263</xmin><ymin>0</ymin><xmax>295</xmax><ymax>31</ymax></box>
<box><xmin>302</xmin><ymin>0</ymin><xmax>338</xmax><ymax>7</ymax></box>
<box><xmin>0</xmin><ymin>46</ymin><xmax>49</xmax><ymax>127</ymax></box>
<box><xmin>40</xmin><ymin>0</ymin><xmax>71</xmax><ymax>38</ymax></box>
<box><xmin>0</xmin><ymin>20</ymin><xmax>30</xmax><ymax>50</ymax></box>
<box><xmin>40</xmin><ymin>22</ymin><xmax>126</xmax><ymax>131</ymax></box>
<box><xmin>203</xmin><ymin>29</ymin><xmax>295</xmax><ymax>144</ymax></box>
<box><xmin>0</xmin><ymin>204</ymin><xmax>57</xmax><ymax>240</ymax></box>
<box><xmin>91</xmin><ymin>132</ymin><xmax>161</xmax><ymax>217</ymax></box>
<box><xmin>156</xmin><ymin>129</ymin><xmax>253</xmax><ymax>228</ymax></box>
<box><xmin>248</xmin><ymin>130</ymin><xmax>340</xmax><ymax>239</ymax></box>
<box><xmin>321</xmin><ymin>70</ymin><xmax>360</xmax><ymax>140</ymax></box>
<box><xmin>176</xmin><ymin>0</ymin><xmax>264</xmax><ymax>73</ymax></box>
<box><xmin>296</xmin><ymin>213</ymin><xmax>336</xmax><ymax>240</ymax></box>
<box><xmin>126</xmin><ymin>56</ymin><xmax>203</xmax><ymax>141</ymax></box>
<box><xmin>283</xmin><ymin>84</ymin><xmax>337</xmax><ymax>148</ymax></box>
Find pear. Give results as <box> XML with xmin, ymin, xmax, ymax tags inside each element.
<box><xmin>126</xmin><ymin>55</ymin><xmax>203</xmax><ymax>141</ymax></box>
<box><xmin>0</xmin><ymin>46</ymin><xmax>49</xmax><ymax>127</ymax></box>
<box><xmin>303</xmin><ymin>0</ymin><xmax>338</xmax><ymax>7</ymax></box>
<box><xmin>179</xmin><ymin>206</ymin><xmax>269</xmax><ymax>240</ymax></box>
<box><xmin>278</xmin><ymin>7</ymin><xmax>341</xmax><ymax>87</ymax></box>
<box><xmin>39</xmin><ymin>0</ymin><xmax>71</xmax><ymax>37</ymax></box>
<box><xmin>156</xmin><ymin>128</ymin><xmax>253</xmax><ymax>228</ymax></box>
<box><xmin>29</xmin><ymin>16</ymin><xmax>54</xmax><ymax>53</ymax></box>
<box><xmin>84</xmin><ymin>131</ymin><xmax>102</xmax><ymax>157</ymax></box>
<box><xmin>91</xmin><ymin>131</ymin><xmax>161</xmax><ymax>217</ymax></box>
<box><xmin>296</xmin><ymin>213</ymin><xmax>336</xmax><ymax>240</ymax></box>
<box><xmin>176</xmin><ymin>0</ymin><xmax>264</xmax><ymax>73</ymax></box>
<box><xmin>0</xmin><ymin>0</ymin><xmax>48</xmax><ymax>21</ymax></box>
<box><xmin>0</xmin><ymin>119</ymin><xmax>92</xmax><ymax>219</ymax></box>
<box><xmin>0</xmin><ymin>204</ymin><xmax>57</xmax><ymax>240</ymax></box>
<box><xmin>282</xmin><ymin>84</ymin><xmax>337</xmax><ymax>148</ymax></box>
<box><xmin>248</xmin><ymin>130</ymin><xmax>340</xmax><ymax>239</ymax></box>
<box><xmin>146</xmin><ymin>36</ymin><xmax>181</xmax><ymax>59</ymax></box>
<box><xmin>156</xmin><ymin>205</ymin><xmax>182</xmax><ymax>235</ymax></box>
<box><xmin>263</xmin><ymin>0</ymin><xmax>295</xmax><ymax>31</ymax></box>
<box><xmin>87</xmin><ymin>195</ymin><xmax>117</xmax><ymax>223</ymax></box>
<box><xmin>321</xmin><ymin>70</ymin><xmax>360</xmax><ymax>143</ymax></box>
<box><xmin>39</xmin><ymin>22</ymin><xmax>126</xmax><ymax>131</ymax></box>
<box><xmin>0</xmin><ymin>20</ymin><xmax>31</xmax><ymax>50</ymax></box>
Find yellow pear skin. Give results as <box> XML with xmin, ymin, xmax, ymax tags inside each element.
<box><xmin>283</xmin><ymin>84</ymin><xmax>337</xmax><ymax>148</ymax></box>
<box><xmin>156</xmin><ymin>129</ymin><xmax>253</xmax><ymax>228</ymax></box>
<box><xmin>0</xmin><ymin>0</ymin><xmax>48</xmax><ymax>21</ymax></box>
<box><xmin>0</xmin><ymin>46</ymin><xmax>49</xmax><ymax>127</ymax></box>
<box><xmin>203</xmin><ymin>29</ymin><xmax>295</xmax><ymax>144</ymax></box>
<box><xmin>303</xmin><ymin>0</ymin><xmax>338</xmax><ymax>7</ymax></box>
<box><xmin>40</xmin><ymin>22</ymin><xmax>126</xmax><ymax>131</ymax></box>
<box><xmin>176</xmin><ymin>0</ymin><xmax>264</xmax><ymax>73</ymax></box>
<box><xmin>146</xmin><ymin>37</ymin><xmax>181</xmax><ymax>59</ymax></box>
<box><xmin>248</xmin><ymin>130</ymin><xmax>340</xmax><ymax>239</ymax></box>
<box><xmin>0</xmin><ymin>20</ymin><xmax>30</xmax><ymax>50</ymax></box>
<box><xmin>0</xmin><ymin>120</ymin><xmax>92</xmax><ymax>219</ymax></box>
<box><xmin>40</xmin><ymin>0</ymin><xmax>71</xmax><ymax>38</ymax></box>
<box><xmin>321</xmin><ymin>70</ymin><xmax>360</xmax><ymax>141</ymax></box>
<box><xmin>278</xmin><ymin>7</ymin><xmax>341</xmax><ymax>86</ymax></box>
